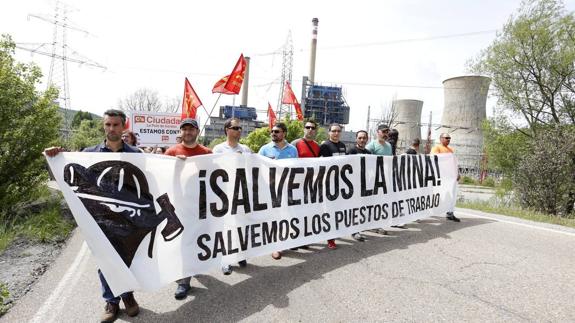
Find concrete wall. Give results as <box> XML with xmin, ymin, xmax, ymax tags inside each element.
<box><xmin>439</xmin><ymin>76</ymin><xmax>491</xmax><ymax>170</ymax></box>
<box><xmin>393</xmin><ymin>99</ymin><xmax>423</xmax><ymax>153</ymax></box>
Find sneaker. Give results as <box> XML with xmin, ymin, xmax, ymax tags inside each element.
<box><xmin>327</xmin><ymin>239</ymin><xmax>337</xmax><ymax>249</ymax></box>
<box><xmin>238</xmin><ymin>260</ymin><xmax>247</xmax><ymax>268</ymax></box>
<box><xmin>446</xmin><ymin>212</ymin><xmax>461</xmax><ymax>222</ymax></box>
<box><xmin>352</xmin><ymin>233</ymin><xmax>365</xmax><ymax>242</ymax></box>
<box><xmin>299</xmin><ymin>245</ymin><xmax>310</xmax><ymax>249</ymax></box>
<box><xmin>271</xmin><ymin>251</ymin><xmax>282</xmax><ymax>260</ymax></box>
<box><xmin>174</xmin><ymin>283</ymin><xmax>191</xmax><ymax>300</ymax></box>
<box><xmin>372</xmin><ymin>228</ymin><xmax>388</xmax><ymax>235</ymax></box>
<box><xmin>100</xmin><ymin>302</ymin><xmax>119</xmax><ymax>323</ymax></box>
<box><xmin>222</xmin><ymin>265</ymin><xmax>233</xmax><ymax>275</ymax></box>
<box><xmin>121</xmin><ymin>293</ymin><xmax>139</xmax><ymax>317</ymax></box>
<box><xmin>391</xmin><ymin>224</ymin><xmax>407</xmax><ymax>229</ymax></box>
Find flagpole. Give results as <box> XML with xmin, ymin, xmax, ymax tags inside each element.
<box><xmin>200</xmin><ymin>93</ymin><xmax>223</xmax><ymax>139</ymax></box>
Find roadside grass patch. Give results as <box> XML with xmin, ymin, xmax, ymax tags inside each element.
<box><xmin>458</xmin><ymin>200</ymin><xmax>575</xmax><ymax>229</ymax></box>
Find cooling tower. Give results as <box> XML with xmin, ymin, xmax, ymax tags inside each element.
<box><xmin>393</xmin><ymin>99</ymin><xmax>423</xmax><ymax>153</ymax></box>
<box><xmin>439</xmin><ymin>75</ymin><xmax>491</xmax><ymax>170</ymax></box>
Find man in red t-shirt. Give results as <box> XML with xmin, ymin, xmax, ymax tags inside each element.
<box><xmin>165</xmin><ymin>118</ymin><xmax>211</xmax><ymax>300</ymax></box>
<box><xmin>290</xmin><ymin>120</ymin><xmax>320</xmax><ymax>250</ymax></box>
<box><xmin>291</xmin><ymin>119</ymin><xmax>320</xmax><ymax>158</ymax></box>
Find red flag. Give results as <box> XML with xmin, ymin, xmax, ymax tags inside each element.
<box><xmin>181</xmin><ymin>77</ymin><xmax>203</xmax><ymax>119</ymax></box>
<box><xmin>281</xmin><ymin>81</ymin><xmax>303</xmax><ymax>120</ymax></box>
<box><xmin>267</xmin><ymin>102</ymin><xmax>277</xmax><ymax>130</ymax></box>
<box><xmin>124</xmin><ymin>117</ymin><xmax>130</xmax><ymax>130</ymax></box>
<box><xmin>212</xmin><ymin>54</ymin><xmax>247</xmax><ymax>95</ymax></box>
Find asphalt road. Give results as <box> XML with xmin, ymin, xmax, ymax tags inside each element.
<box><xmin>3</xmin><ymin>208</ymin><xmax>575</xmax><ymax>322</ymax></box>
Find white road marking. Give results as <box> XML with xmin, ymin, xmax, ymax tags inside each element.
<box><xmin>458</xmin><ymin>210</ymin><xmax>575</xmax><ymax>237</ymax></box>
<box><xmin>30</xmin><ymin>242</ymin><xmax>89</xmax><ymax>323</ymax></box>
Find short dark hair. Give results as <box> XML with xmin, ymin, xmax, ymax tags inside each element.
<box><xmin>273</xmin><ymin>122</ymin><xmax>287</xmax><ymax>133</ymax></box>
<box><xmin>103</xmin><ymin>109</ymin><xmax>126</xmax><ymax>125</ymax></box>
<box><xmin>223</xmin><ymin>117</ymin><xmax>240</xmax><ymax>134</ymax></box>
<box><xmin>411</xmin><ymin>138</ymin><xmax>421</xmax><ymax>146</ymax></box>
<box><xmin>329</xmin><ymin>123</ymin><xmax>342</xmax><ymax>131</ymax></box>
<box><xmin>304</xmin><ymin>119</ymin><xmax>318</xmax><ymax>128</ymax></box>
<box><xmin>356</xmin><ymin>130</ymin><xmax>368</xmax><ymax>138</ymax></box>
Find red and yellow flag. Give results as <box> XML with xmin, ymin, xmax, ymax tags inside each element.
<box><xmin>212</xmin><ymin>54</ymin><xmax>247</xmax><ymax>95</ymax></box>
<box><xmin>181</xmin><ymin>77</ymin><xmax>203</xmax><ymax>119</ymax></box>
<box><xmin>267</xmin><ymin>102</ymin><xmax>277</xmax><ymax>130</ymax></box>
<box><xmin>281</xmin><ymin>81</ymin><xmax>303</xmax><ymax>120</ymax></box>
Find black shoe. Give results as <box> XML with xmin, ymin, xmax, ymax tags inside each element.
<box><xmin>222</xmin><ymin>265</ymin><xmax>233</xmax><ymax>275</ymax></box>
<box><xmin>290</xmin><ymin>247</ymin><xmax>299</xmax><ymax>250</ymax></box>
<box><xmin>238</xmin><ymin>260</ymin><xmax>247</xmax><ymax>268</ymax></box>
<box><xmin>446</xmin><ymin>213</ymin><xmax>460</xmax><ymax>222</ymax></box>
<box><xmin>174</xmin><ymin>284</ymin><xmax>191</xmax><ymax>300</ymax></box>
<box><xmin>352</xmin><ymin>233</ymin><xmax>365</xmax><ymax>242</ymax></box>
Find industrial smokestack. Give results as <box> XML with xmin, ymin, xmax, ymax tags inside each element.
<box><xmin>309</xmin><ymin>18</ymin><xmax>319</xmax><ymax>84</ymax></box>
<box><xmin>241</xmin><ymin>56</ymin><xmax>250</xmax><ymax>106</ymax></box>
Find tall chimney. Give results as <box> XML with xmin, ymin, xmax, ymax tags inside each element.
<box><xmin>241</xmin><ymin>56</ymin><xmax>250</xmax><ymax>106</ymax></box>
<box><xmin>309</xmin><ymin>18</ymin><xmax>319</xmax><ymax>85</ymax></box>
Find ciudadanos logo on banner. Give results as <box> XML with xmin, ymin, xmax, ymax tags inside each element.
<box><xmin>63</xmin><ymin>160</ymin><xmax>184</xmax><ymax>267</ymax></box>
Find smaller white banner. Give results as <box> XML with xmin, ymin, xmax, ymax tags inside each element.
<box><xmin>128</xmin><ymin>111</ymin><xmax>182</xmax><ymax>146</ymax></box>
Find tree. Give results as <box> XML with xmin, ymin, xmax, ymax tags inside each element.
<box><xmin>208</xmin><ymin>136</ymin><xmax>226</xmax><ymax>149</ymax></box>
<box><xmin>118</xmin><ymin>89</ymin><xmax>181</xmax><ymax>113</ymax></box>
<box><xmin>0</xmin><ymin>34</ymin><xmax>61</xmax><ymax>223</ymax></box>
<box><xmin>470</xmin><ymin>0</ymin><xmax>575</xmax><ymax>133</ymax></box>
<box><xmin>241</xmin><ymin>118</ymin><xmax>328</xmax><ymax>153</ymax></box>
<box><xmin>67</xmin><ymin>119</ymin><xmax>104</xmax><ymax>151</ymax></box>
<box><xmin>240</xmin><ymin>127</ymin><xmax>270</xmax><ymax>153</ymax></box>
<box><xmin>71</xmin><ymin>110</ymin><xmax>94</xmax><ymax>128</ymax></box>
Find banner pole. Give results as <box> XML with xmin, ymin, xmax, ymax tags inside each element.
<box><xmin>200</xmin><ymin>93</ymin><xmax>223</xmax><ymax>139</ymax></box>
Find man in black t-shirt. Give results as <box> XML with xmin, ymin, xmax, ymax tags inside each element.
<box><xmin>319</xmin><ymin>123</ymin><xmax>347</xmax><ymax>250</ymax></box>
<box><xmin>348</xmin><ymin>130</ymin><xmax>371</xmax><ymax>155</ymax></box>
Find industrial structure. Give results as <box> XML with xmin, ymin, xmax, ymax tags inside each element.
<box><xmin>438</xmin><ymin>76</ymin><xmax>491</xmax><ymax>173</ymax></box>
<box><xmin>203</xmin><ymin>105</ymin><xmax>264</xmax><ymax>144</ymax></box>
<box><xmin>303</xmin><ymin>84</ymin><xmax>350</xmax><ymax>126</ymax></box>
<box><xmin>392</xmin><ymin>99</ymin><xmax>423</xmax><ymax>152</ymax></box>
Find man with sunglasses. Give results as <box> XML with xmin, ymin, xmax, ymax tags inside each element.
<box><xmin>319</xmin><ymin>123</ymin><xmax>347</xmax><ymax>249</ymax></box>
<box><xmin>213</xmin><ymin>118</ymin><xmax>251</xmax><ymax>273</ymax></box>
<box><xmin>431</xmin><ymin>133</ymin><xmax>461</xmax><ymax>222</ymax></box>
<box><xmin>291</xmin><ymin>119</ymin><xmax>321</xmax><ymax>158</ymax></box>
<box><xmin>258</xmin><ymin>122</ymin><xmax>298</xmax><ymax>259</ymax></box>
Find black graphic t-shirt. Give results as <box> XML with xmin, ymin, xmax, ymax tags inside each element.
<box><xmin>319</xmin><ymin>140</ymin><xmax>347</xmax><ymax>157</ymax></box>
<box><xmin>348</xmin><ymin>146</ymin><xmax>372</xmax><ymax>155</ymax></box>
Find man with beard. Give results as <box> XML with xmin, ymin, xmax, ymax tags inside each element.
<box><xmin>365</xmin><ymin>124</ymin><xmax>392</xmax><ymax>235</ymax></box>
<box><xmin>212</xmin><ymin>118</ymin><xmax>251</xmax><ymax>273</ymax></box>
<box><xmin>164</xmin><ymin>118</ymin><xmax>212</xmax><ymax>299</ymax></box>
<box><xmin>319</xmin><ymin>123</ymin><xmax>347</xmax><ymax>249</ymax></box>
<box><xmin>45</xmin><ymin>109</ymin><xmax>140</xmax><ymax>323</ymax></box>
<box><xmin>258</xmin><ymin>122</ymin><xmax>298</xmax><ymax>259</ymax></box>
<box><xmin>347</xmin><ymin>130</ymin><xmax>372</xmax><ymax>241</ymax></box>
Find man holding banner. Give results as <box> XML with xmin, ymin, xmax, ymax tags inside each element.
<box><xmin>44</xmin><ymin>109</ymin><xmax>141</xmax><ymax>323</ymax></box>
<box><xmin>431</xmin><ymin>133</ymin><xmax>461</xmax><ymax>222</ymax></box>
<box><xmin>164</xmin><ymin>118</ymin><xmax>213</xmax><ymax>300</ymax></box>
<box><xmin>258</xmin><ymin>122</ymin><xmax>298</xmax><ymax>259</ymax></box>
<box><xmin>319</xmin><ymin>123</ymin><xmax>348</xmax><ymax>249</ymax></box>
<box><xmin>213</xmin><ymin>117</ymin><xmax>251</xmax><ymax>273</ymax></box>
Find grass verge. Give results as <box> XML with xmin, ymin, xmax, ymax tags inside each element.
<box><xmin>0</xmin><ymin>191</ymin><xmax>75</xmax><ymax>254</ymax></box>
<box><xmin>457</xmin><ymin>200</ymin><xmax>575</xmax><ymax>229</ymax></box>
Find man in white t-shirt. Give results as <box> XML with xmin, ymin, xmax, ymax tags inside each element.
<box><xmin>212</xmin><ymin>118</ymin><xmax>252</xmax><ymax>274</ymax></box>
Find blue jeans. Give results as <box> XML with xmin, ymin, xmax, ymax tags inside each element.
<box><xmin>98</xmin><ymin>269</ymin><xmax>132</xmax><ymax>304</ymax></box>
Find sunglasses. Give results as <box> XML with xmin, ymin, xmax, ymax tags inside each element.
<box><xmin>443</xmin><ymin>137</ymin><xmax>451</xmax><ymax>139</ymax></box>
<box><xmin>271</xmin><ymin>130</ymin><xmax>283</xmax><ymax>134</ymax></box>
<box><xmin>305</xmin><ymin>126</ymin><xmax>316</xmax><ymax>130</ymax></box>
<box><xmin>330</xmin><ymin>129</ymin><xmax>341</xmax><ymax>133</ymax></box>
<box><xmin>228</xmin><ymin>126</ymin><xmax>242</xmax><ymax>131</ymax></box>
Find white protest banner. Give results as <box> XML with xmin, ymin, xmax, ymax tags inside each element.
<box><xmin>45</xmin><ymin>152</ymin><xmax>458</xmax><ymax>296</ymax></box>
<box><xmin>128</xmin><ymin>111</ymin><xmax>182</xmax><ymax>146</ymax></box>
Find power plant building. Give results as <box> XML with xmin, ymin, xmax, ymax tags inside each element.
<box><xmin>303</xmin><ymin>85</ymin><xmax>350</xmax><ymax>126</ymax></box>
<box><xmin>203</xmin><ymin>105</ymin><xmax>264</xmax><ymax>144</ymax></box>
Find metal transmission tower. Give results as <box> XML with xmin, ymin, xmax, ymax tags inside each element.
<box><xmin>18</xmin><ymin>1</ymin><xmax>105</xmax><ymax>134</ymax></box>
<box><xmin>276</xmin><ymin>31</ymin><xmax>293</xmax><ymax>120</ymax></box>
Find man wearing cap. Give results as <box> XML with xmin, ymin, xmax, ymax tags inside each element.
<box><xmin>212</xmin><ymin>117</ymin><xmax>251</xmax><ymax>273</ymax></box>
<box><xmin>164</xmin><ymin>118</ymin><xmax>212</xmax><ymax>299</ymax></box>
<box><xmin>258</xmin><ymin>122</ymin><xmax>298</xmax><ymax>259</ymax></box>
<box><xmin>431</xmin><ymin>133</ymin><xmax>461</xmax><ymax>222</ymax></box>
<box><xmin>45</xmin><ymin>109</ymin><xmax>140</xmax><ymax>323</ymax></box>
<box><xmin>365</xmin><ymin>124</ymin><xmax>392</xmax><ymax>235</ymax></box>
<box><xmin>347</xmin><ymin>130</ymin><xmax>372</xmax><ymax>241</ymax></box>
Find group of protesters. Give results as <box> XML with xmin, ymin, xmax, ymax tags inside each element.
<box><xmin>44</xmin><ymin>109</ymin><xmax>460</xmax><ymax>322</ymax></box>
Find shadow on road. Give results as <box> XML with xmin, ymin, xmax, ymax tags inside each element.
<box><xmin>126</xmin><ymin>216</ymin><xmax>494</xmax><ymax>322</ymax></box>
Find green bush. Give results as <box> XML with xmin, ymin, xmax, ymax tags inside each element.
<box><xmin>460</xmin><ymin>176</ymin><xmax>477</xmax><ymax>185</ymax></box>
<box><xmin>481</xmin><ymin>177</ymin><xmax>496</xmax><ymax>187</ymax></box>
<box><xmin>0</xmin><ymin>34</ymin><xmax>61</xmax><ymax>224</ymax></box>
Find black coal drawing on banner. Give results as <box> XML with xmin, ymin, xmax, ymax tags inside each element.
<box><xmin>63</xmin><ymin>161</ymin><xmax>184</xmax><ymax>267</ymax></box>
